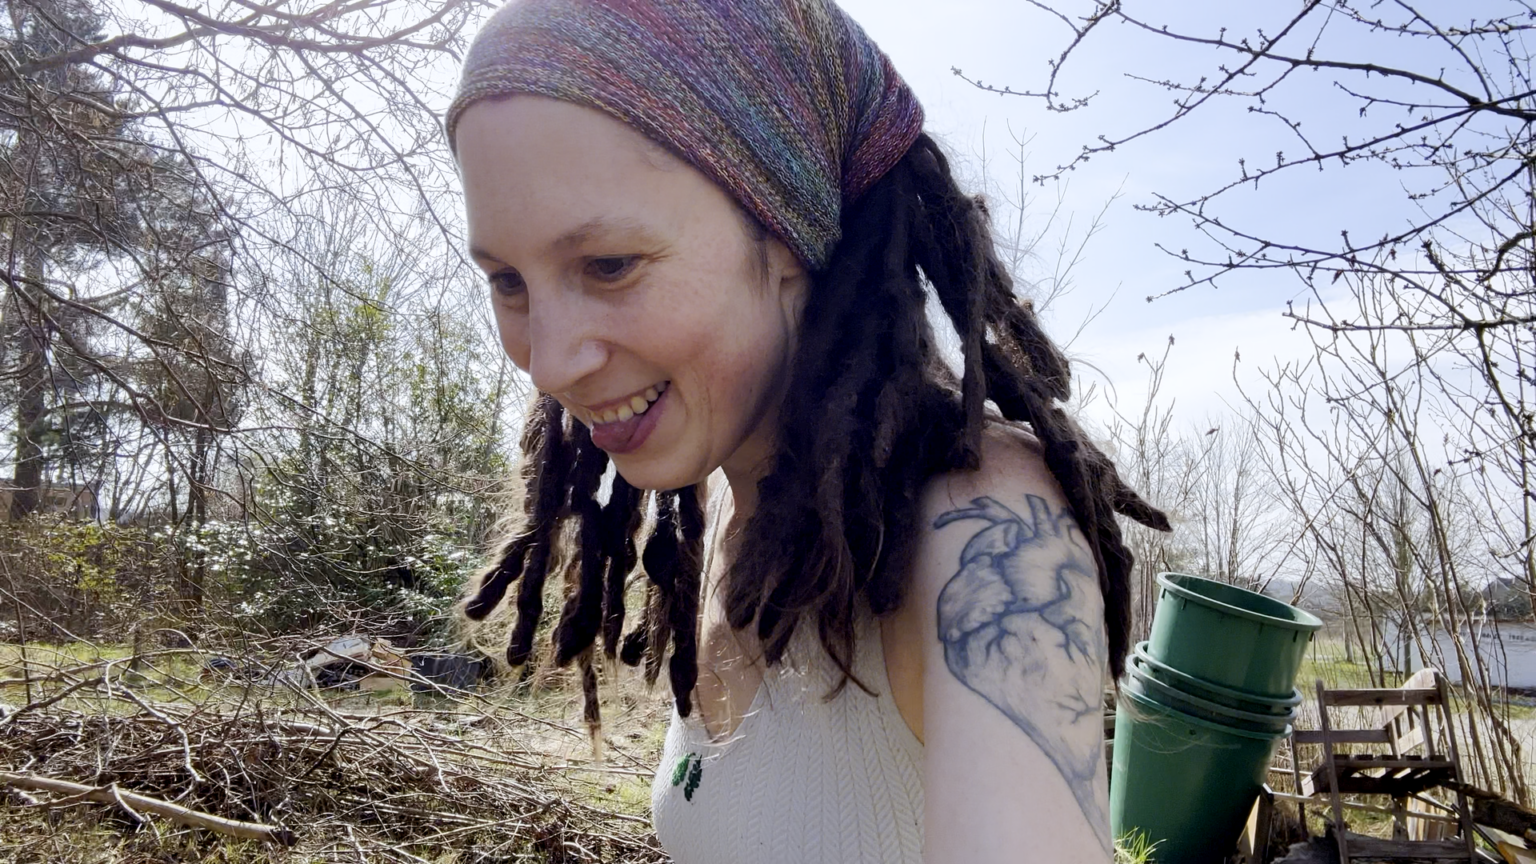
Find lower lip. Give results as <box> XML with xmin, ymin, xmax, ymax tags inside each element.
<box><xmin>589</xmin><ymin>388</ymin><xmax>668</xmax><ymax>455</ymax></box>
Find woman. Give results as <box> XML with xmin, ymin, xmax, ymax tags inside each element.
<box><xmin>448</xmin><ymin>1</ymin><xmax>1169</xmax><ymax>861</ymax></box>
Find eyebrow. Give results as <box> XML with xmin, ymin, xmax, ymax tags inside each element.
<box><xmin>550</xmin><ymin>216</ymin><xmax>656</xmax><ymax>252</ymax></box>
<box><xmin>469</xmin><ymin>217</ymin><xmax>660</xmax><ymax>269</ymax></box>
<box><xmin>468</xmin><ymin>246</ymin><xmax>506</xmax><ymax>269</ymax></box>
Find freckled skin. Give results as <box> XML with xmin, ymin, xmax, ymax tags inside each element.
<box><xmin>455</xmin><ymin>96</ymin><xmax>808</xmax><ymax>491</ymax></box>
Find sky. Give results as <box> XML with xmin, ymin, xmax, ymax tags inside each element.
<box><xmin>832</xmin><ymin>0</ymin><xmax>1468</xmax><ymax>428</ymax></box>
<box><xmin>113</xmin><ymin>0</ymin><xmax>1502</xmax><ymax>440</ymax></box>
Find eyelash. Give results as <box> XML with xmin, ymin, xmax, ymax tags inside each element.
<box><xmin>489</xmin><ymin>271</ymin><xmax>525</xmax><ymax>298</ymax></box>
<box><xmin>587</xmin><ymin>255</ymin><xmax>639</xmax><ymax>281</ymax></box>
<box><xmin>487</xmin><ymin>256</ymin><xmax>640</xmax><ymax>302</ymax></box>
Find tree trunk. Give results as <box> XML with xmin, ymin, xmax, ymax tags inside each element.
<box><xmin>182</xmin><ymin>414</ymin><xmax>212</xmax><ymax>612</ymax></box>
<box><xmin>10</xmin><ymin>252</ymin><xmax>46</xmax><ymax>520</ymax></box>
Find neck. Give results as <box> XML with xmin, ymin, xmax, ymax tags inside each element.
<box><xmin>720</xmin><ymin>452</ymin><xmax>766</xmax><ymax>528</ymax></box>
<box><xmin>717</xmin><ymin>398</ymin><xmax>784</xmax><ymax>528</ymax></box>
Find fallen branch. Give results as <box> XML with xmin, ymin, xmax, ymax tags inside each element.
<box><xmin>0</xmin><ymin>771</ymin><xmax>297</xmax><ymax>846</ymax></box>
<box><xmin>0</xmin><ymin>676</ymin><xmax>99</xmax><ymax>729</ymax></box>
<box><xmin>0</xmin><ymin>650</ymin><xmax>670</xmax><ymax>861</ymax></box>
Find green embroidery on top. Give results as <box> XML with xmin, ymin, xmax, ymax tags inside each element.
<box><xmin>670</xmin><ymin>752</ymin><xmax>692</xmax><ymax>786</ymax></box>
<box><xmin>671</xmin><ymin>752</ymin><xmax>703</xmax><ymax>801</ymax></box>
<box><xmin>685</xmin><ymin>755</ymin><xmax>702</xmax><ymax>800</ymax></box>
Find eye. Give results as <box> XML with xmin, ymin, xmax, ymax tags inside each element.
<box><xmin>489</xmin><ymin>269</ymin><xmax>526</xmax><ymax>299</ymax></box>
<box><xmin>586</xmin><ymin>255</ymin><xmax>639</xmax><ymax>281</ymax></box>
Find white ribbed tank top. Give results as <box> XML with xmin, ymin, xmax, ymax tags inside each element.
<box><xmin>650</xmin><ymin>611</ymin><xmax>925</xmax><ymax>864</ymax></box>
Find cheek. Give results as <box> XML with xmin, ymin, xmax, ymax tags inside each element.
<box><xmin>683</xmin><ymin>295</ymin><xmax>791</xmax><ymax>418</ymax></box>
<box><xmin>721</xmin><ymin>324</ymin><xmax>786</xmax><ymax>395</ymax></box>
<box><xmin>494</xmin><ymin>306</ymin><xmax>530</xmax><ymax>369</ymax></box>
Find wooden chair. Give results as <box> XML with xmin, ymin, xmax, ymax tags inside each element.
<box><xmin>1288</xmin><ymin>668</ymin><xmax>1480</xmax><ymax>863</ymax></box>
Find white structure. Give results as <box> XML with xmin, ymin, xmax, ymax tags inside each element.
<box><xmin>1380</xmin><ymin>620</ymin><xmax>1536</xmax><ymax>690</ymax></box>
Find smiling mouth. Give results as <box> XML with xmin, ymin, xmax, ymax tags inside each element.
<box><xmin>587</xmin><ymin>381</ymin><xmax>668</xmax><ymax>426</ymax></box>
<box><xmin>585</xmin><ymin>381</ymin><xmax>670</xmax><ymax>454</ymax></box>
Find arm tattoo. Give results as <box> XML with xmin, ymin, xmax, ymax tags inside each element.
<box><xmin>934</xmin><ymin>495</ymin><xmax>1110</xmax><ymax>850</ymax></box>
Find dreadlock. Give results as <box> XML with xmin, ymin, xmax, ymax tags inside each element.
<box><xmin>464</xmin><ymin>132</ymin><xmax>1169</xmax><ymax>726</ymax></box>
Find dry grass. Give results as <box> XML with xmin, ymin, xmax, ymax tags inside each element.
<box><xmin>0</xmin><ymin>639</ymin><xmax>674</xmax><ymax>863</ymax></box>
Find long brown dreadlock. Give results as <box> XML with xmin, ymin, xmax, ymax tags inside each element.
<box><xmin>463</xmin><ymin>133</ymin><xmax>1170</xmax><ymax>728</ymax></box>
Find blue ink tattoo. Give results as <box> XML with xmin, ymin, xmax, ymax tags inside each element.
<box><xmin>934</xmin><ymin>495</ymin><xmax>1109</xmax><ymax>849</ymax></box>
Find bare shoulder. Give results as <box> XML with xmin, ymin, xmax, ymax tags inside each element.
<box><xmin>919</xmin><ymin>420</ymin><xmax>1055</xmax><ymax>517</ymax></box>
<box><xmin>910</xmin><ymin>420</ymin><xmax>1113</xmax><ymax>861</ymax></box>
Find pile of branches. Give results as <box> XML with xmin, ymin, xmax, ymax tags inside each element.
<box><xmin>0</xmin><ymin>650</ymin><xmax>666</xmax><ymax>863</ymax></box>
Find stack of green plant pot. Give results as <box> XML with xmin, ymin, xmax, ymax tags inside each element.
<box><xmin>1111</xmin><ymin>573</ymin><xmax>1323</xmax><ymax>863</ymax></box>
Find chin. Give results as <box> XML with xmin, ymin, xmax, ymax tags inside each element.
<box><xmin>610</xmin><ymin>455</ymin><xmax>708</xmax><ymax>493</ymax></box>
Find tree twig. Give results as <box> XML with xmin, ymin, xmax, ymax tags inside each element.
<box><xmin>0</xmin><ymin>770</ymin><xmax>296</xmax><ymax>845</ymax></box>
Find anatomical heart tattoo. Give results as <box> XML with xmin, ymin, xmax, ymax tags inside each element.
<box><xmin>934</xmin><ymin>495</ymin><xmax>1109</xmax><ymax>846</ymax></box>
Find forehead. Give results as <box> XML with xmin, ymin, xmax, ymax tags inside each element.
<box><xmin>456</xmin><ymin>97</ymin><xmax>706</xmax><ymax>258</ymax></box>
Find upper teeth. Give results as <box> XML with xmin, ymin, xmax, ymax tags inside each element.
<box><xmin>594</xmin><ymin>381</ymin><xmax>667</xmax><ymax>425</ymax></box>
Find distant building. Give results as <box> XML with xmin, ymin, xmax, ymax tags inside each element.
<box><xmin>1380</xmin><ymin>618</ymin><xmax>1536</xmax><ymax>689</ymax></box>
<box><xmin>0</xmin><ymin>478</ymin><xmax>100</xmax><ymax>521</ymax></box>
<box><xmin>1482</xmin><ymin>576</ymin><xmax>1532</xmax><ymax>620</ymax></box>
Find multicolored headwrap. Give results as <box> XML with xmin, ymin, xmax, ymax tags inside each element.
<box><xmin>446</xmin><ymin>0</ymin><xmax>923</xmax><ymax>269</ymax></box>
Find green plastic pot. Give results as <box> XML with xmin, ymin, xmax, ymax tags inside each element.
<box><xmin>1124</xmin><ymin>659</ymin><xmax>1294</xmax><ymax>735</ymax></box>
<box><xmin>1111</xmin><ymin>687</ymin><xmax>1287</xmax><ymax>863</ymax></box>
<box><xmin>1146</xmin><ymin>573</ymin><xmax>1323</xmax><ymax>699</ymax></box>
<box><xmin>1132</xmin><ymin>642</ymin><xmax>1303</xmax><ymax>717</ymax></box>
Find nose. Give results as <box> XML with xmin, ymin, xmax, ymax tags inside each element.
<box><xmin>525</xmin><ymin>289</ymin><xmax>608</xmax><ymax>395</ymax></box>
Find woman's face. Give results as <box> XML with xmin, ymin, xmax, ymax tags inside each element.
<box><xmin>457</xmin><ymin>96</ymin><xmax>808</xmax><ymax>491</ymax></box>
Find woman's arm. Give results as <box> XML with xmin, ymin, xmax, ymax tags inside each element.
<box><xmin>912</xmin><ymin>432</ymin><xmax>1113</xmax><ymax>863</ymax></box>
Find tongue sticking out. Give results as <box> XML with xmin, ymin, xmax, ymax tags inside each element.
<box><xmin>588</xmin><ymin>388</ymin><xmax>666</xmax><ymax>454</ymax></box>
<box><xmin>590</xmin><ymin>411</ymin><xmax>646</xmax><ymax>451</ymax></box>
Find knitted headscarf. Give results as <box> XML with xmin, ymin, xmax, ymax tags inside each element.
<box><xmin>446</xmin><ymin>0</ymin><xmax>923</xmax><ymax>269</ymax></box>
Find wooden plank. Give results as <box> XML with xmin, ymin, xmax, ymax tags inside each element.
<box><xmin>1333</xmin><ymin>766</ymin><xmax>1455</xmax><ymax>782</ymax></box>
<box><xmin>1287</xmin><ymin>795</ymin><xmax>1464</xmax><ymax>824</ymax></box>
<box><xmin>1395</xmin><ymin>725</ymin><xmax>1427</xmax><ymax>756</ymax></box>
<box><xmin>1296</xmin><ymin>729</ymin><xmax>1393</xmax><ymax>745</ymax></box>
<box><xmin>1342</xmin><ymin>833</ymin><xmax>1474</xmax><ymax>860</ymax></box>
<box><xmin>1239</xmin><ymin>787</ymin><xmax>1274</xmax><ymax>864</ymax></box>
<box><xmin>1319</xmin><ymin>679</ymin><xmax>1351</xmax><ymax>863</ymax></box>
<box><xmin>1334</xmin><ymin>779</ymin><xmax>1454</xmax><ymax>797</ymax></box>
<box><xmin>1324</xmin><ymin>688</ymin><xmax>1443</xmax><ymax>707</ymax></box>
<box><xmin>1497</xmin><ymin>841</ymin><xmax>1536</xmax><ymax>864</ymax></box>
<box><xmin>1409</xmin><ymin>795</ymin><xmax>1452</xmax><ymax>842</ymax></box>
<box><xmin>1312</xmin><ymin>769</ymin><xmax>1455</xmax><ymax>797</ymax></box>
<box><xmin>1336</xmin><ymin>757</ymin><xmax>1455</xmax><ymax>770</ymax></box>
<box><xmin>1378</xmin><ymin>669</ymin><xmax>1441</xmax><ymax>726</ymax></box>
